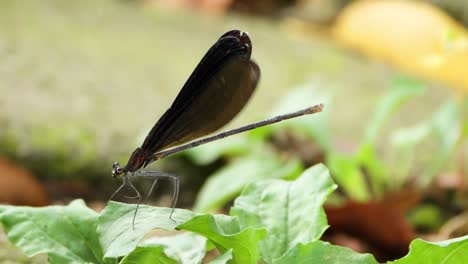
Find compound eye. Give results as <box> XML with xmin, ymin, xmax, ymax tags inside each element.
<box><xmin>112</xmin><ymin>162</ymin><xmax>125</xmax><ymax>178</ymax></box>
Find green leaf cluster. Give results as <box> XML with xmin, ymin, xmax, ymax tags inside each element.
<box><xmin>1</xmin><ymin>165</ymin><xmax>466</xmax><ymax>263</ymax></box>
<box><xmin>186</xmin><ymin>76</ymin><xmax>466</xmax><ymax>214</ymax></box>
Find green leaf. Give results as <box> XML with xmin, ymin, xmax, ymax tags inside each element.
<box><xmin>120</xmin><ymin>246</ymin><xmax>176</xmax><ymax>264</ymax></box>
<box><xmin>431</xmin><ymin>100</ymin><xmax>460</xmax><ymax>156</ymax></box>
<box><xmin>177</xmin><ymin>214</ymin><xmax>267</xmax><ymax>264</ymax></box>
<box><xmin>357</xmin><ymin>77</ymin><xmax>424</xmax><ymax>196</ymax></box>
<box><xmin>97</xmin><ymin>201</ymin><xmax>196</xmax><ymax>258</ymax></box>
<box><xmin>98</xmin><ymin>202</ymin><xmax>265</xmax><ymax>264</ymax></box>
<box><xmin>273</xmin><ymin>241</ymin><xmax>378</xmax><ymax>264</ymax></box>
<box><xmin>419</xmin><ymin>99</ymin><xmax>462</xmax><ymax>186</ymax></box>
<box><xmin>121</xmin><ymin>233</ymin><xmax>206</xmax><ymax>264</ymax></box>
<box><xmin>194</xmin><ymin>153</ymin><xmax>303</xmax><ymax>212</ymax></box>
<box><xmin>0</xmin><ymin>200</ymin><xmax>116</xmax><ymax>264</ymax></box>
<box><xmin>208</xmin><ymin>249</ymin><xmax>233</xmax><ymax>264</ymax></box>
<box><xmin>390</xmin><ymin>99</ymin><xmax>462</xmax><ymax>187</ymax></box>
<box><xmin>463</xmin><ymin>98</ymin><xmax>468</xmax><ymax>137</ymax></box>
<box><xmin>391</xmin><ymin>236</ymin><xmax>468</xmax><ymax>264</ymax></box>
<box><xmin>142</xmin><ymin>232</ymin><xmax>207</xmax><ymax>264</ymax></box>
<box><xmin>356</xmin><ymin>143</ymin><xmax>389</xmax><ymax>198</ymax></box>
<box><xmin>390</xmin><ymin>122</ymin><xmax>432</xmax><ymax>187</ymax></box>
<box><xmin>407</xmin><ymin>204</ymin><xmax>443</xmax><ymax>231</ymax></box>
<box><xmin>327</xmin><ymin>153</ymin><xmax>370</xmax><ymax>201</ymax></box>
<box><xmin>363</xmin><ymin>76</ymin><xmax>425</xmax><ymax>145</ymax></box>
<box><xmin>392</xmin><ymin>123</ymin><xmax>432</xmax><ymax>148</ymax></box>
<box><xmin>230</xmin><ymin>164</ymin><xmax>337</xmax><ymax>263</ymax></box>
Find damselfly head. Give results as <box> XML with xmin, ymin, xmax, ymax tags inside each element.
<box><xmin>112</xmin><ymin>162</ymin><xmax>124</xmax><ymax>179</ymax></box>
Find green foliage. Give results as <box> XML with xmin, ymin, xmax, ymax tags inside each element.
<box><xmin>230</xmin><ymin>164</ymin><xmax>336</xmax><ymax>262</ymax></box>
<box><xmin>327</xmin><ymin>153</ymin><xmax>370</xmax><ymax>201</ymax></box>
<box><xmin>361</xmin><ymin>77</ymin><xmax>426</xmax><ymax>145</ymax></box>
<box><xmin>120</xmin><ymin>246</ymin><xmax>176</xmax><ymax>264</ymax></box>
<box><xmin>177</xmin><ymin>215</ymin><xmax>266</xmax><ymax>264</ymax></box>
<box><xmin>264</xmin><ymin>85</ymin><xmax>332</xmax><ymax>151</ymax></box>
<box><xmin>391</xmin><ymin>98</ymin><xmax>463</xmax><ymax>187</ymax></box>
<box><xmin>1</xmin><ymin>165</ymin><xmax>467</xmax><ymax>263</ymax></box>
<box><xmin>281</xmin><ymin>77</ymin><xmax>465</xmax><ymax>202</ymax></box>
<box><xmin>191</xmin><ymin>84</ymin><xmax>328</xmax><ymax>212</ymax></box>
<box><xmin>99</xmin><ymin>202</ymin><xmax>267</xmax><ymax>263</ymax></box>
<box><xmin>194</xmin><ymin>152</ymin><xmax>303</xmax><ymax>212</ymax></box>
<box><xmin>330</xmin><ymin>76</ymin><xmax>427</xmax><ymax>199</ymax></box>
<box><xmin>208</xmin><ymin>249</ymin><xmax>233</xmax><ymax>264</ymax></box>
<box><xmin>0</xmin><ymin>200</ymin><xmax>115</xmax><ymax>264</ymax></box>
<box><xmin>391</xmin><ymin>236</ymin><xmax>468</xmax><ymax>264</ymax></box>
<box><xmin>188</xmin><ymin>76</ymin><xmax>464</xmax><ymax>214</ymax></box>
<box><xmin>274</xmin><ymin>241</ymin><xmax>378</xmax><ymax>264</ymax></box>
<box><xmin>0</xmin><ymin>123</ymin><xmax>100</xmax><ymax>180</ymax></box>
<box><xmin>139</xmin><ymin>233</ymin><xmax>207</xmax><ymax>264</ymax></box>
<box><xmin>97</xmin><ymin>203</ymin><xmax>196</xmax><ymax>257</ymax></box>
<box><xmin>407</xmin><ymin>204</ymin><xmax>443</xmax><ymax>231</ymax></box>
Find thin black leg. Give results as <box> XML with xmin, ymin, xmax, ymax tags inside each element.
<box><xmin>134</xmin><ymin>171</ymin><xmax>180</xmax><ymax>223</ymax></box>
<box><xmin>109</xmin><ymin>176</ymin><xmax>128</xmax><ymax>201</ymax></box>
<box><xmin>126</xmin><ymin>176</ymin><xmax>142</xmax><ymax>230</ymax></box>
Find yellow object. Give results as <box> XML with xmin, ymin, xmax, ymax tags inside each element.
<box><xmin>333</xmin><ymin>0</ymin><xmax>468</xmax><ymax>93</ymax></box>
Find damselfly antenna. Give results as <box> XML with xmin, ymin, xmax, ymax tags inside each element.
<box><xmin>110</xmin><ymin>30</ymin><xmax>324</xmax><ymax>229</ymax></box>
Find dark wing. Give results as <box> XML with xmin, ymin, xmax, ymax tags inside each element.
<box><xmin>140</xmin><ymin>30</ymin><xmax>260</xmax><ymax>154</ymax></box>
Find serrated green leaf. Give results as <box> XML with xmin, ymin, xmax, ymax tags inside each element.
<box><xmin>230</xmin><ymin>164</ymin><xmax>337</xmax><ymax>263</ymax></box>
<box><xmin>391</xmin><ymin>236</ymin><xmax>468</xmax><ymax>264</ymax></box>
<box><xmin>208</xmin><ymin>249</ymin><xmax>233</xmax><ymax>264</ymax></box>
<box><xmin>98</xmin><ymin>202</ymin><xmax>265</xmax><ymax>264</ymax></box>
<box><xmin>142</xmin><ymin>232</ymin><xmax>207</xmax><ymax>264</ymax></box>
<box><xmin>273</xmin><ymin>241</ymin><xmax>378</xmax><ymax>264</ymax></box>
<box><xmin>177</xmin><ymin>214</ymin><xmax>267</xmax><ymax>264</ymax></box>
<box><xmin>0</xmin><ymin>200</ymin><xmax>116</xmax><ymax>264</ymax></box>
<box><xmin>97</xmin><ymin>201</ymin><xmax>196</xmax><ymax>258</ymax></box>
<box><xmin>194</xmin><ymin>153</ymin><xmax>303</xmax><ymax>212</ymax></box>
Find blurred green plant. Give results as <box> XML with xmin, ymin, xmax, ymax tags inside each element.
<box><xmin>391</xmin><ymin>98</ymin><xmax>462</xmax><ymax>188</ymax></box>
<box><xmin>1</xmin><ymin>164</ymin><xmax>466</xmax><ymax>263</ymax></box>
<box><xmin>185</xmin><ymin>83</ymin><xmax>330</xmax><ymax>211</ymax></box>
<box><xmin>329</xmin><ymin>77</ymin><xmax>428</xmax><ymax>200</ymax></box>
<box><xmin>187</xmin><ymin>76</ymin><xmax>466</xmax><ymax>213</ymax></box>
<box><xmin>0</xmin><ymin>122</ymin><xmax>100</xmax><ymax>180</ymax></box>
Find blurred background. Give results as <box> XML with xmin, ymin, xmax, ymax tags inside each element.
<box><xmin>0</xmin><ymin>0</ymin><xmax>467</xmax><ymax>262</ymax></box>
